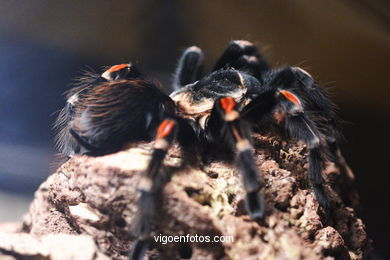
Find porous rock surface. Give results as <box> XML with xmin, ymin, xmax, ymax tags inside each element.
<box><xmin>0</xmin><ymin>134</ymin><xmax>371</xmax><ymax>259</ymax></box>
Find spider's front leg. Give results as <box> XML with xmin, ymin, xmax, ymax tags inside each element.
<box><xmin>129</xmin><ymin>119</ymin><xmax>177</xmax><ymax>260</ymax></box>
<box><xmin>206</xmin><ymin>97</ymin><xmax>265</xmax><ymax>221</ymax></box>
<box><xmin>243</xmin><ymin>89</ymin><xmax>330</xmax><ymax>208</ymax></box>
<box><xmin>272</xmin><ymin>66</ymin><xmax>344</xmax><ymax>167</ymax></box>
<box><xmin>285</xmin><ymin>110</ymin><xmax>329</xmax><ymax>208</ymax></box>
<box><xmin>130</xmin><ymin>118</ymin><xmax>200</xmax><ymax>260</ymax></box>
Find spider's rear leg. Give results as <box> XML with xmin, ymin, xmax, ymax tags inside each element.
<box><xmin>213</xmin><ymin>40</ymin><xmax>269</xmax><ymax>79</ymax></box>
<box><xmin>206</xmin><ymin>97</ymin><xmax>265</xmax><ymax>221</ymax></box>
<box><xmin>173</xmin><ymin>46</ymin><xmax>204</xmax><ymax>89</ymax></box>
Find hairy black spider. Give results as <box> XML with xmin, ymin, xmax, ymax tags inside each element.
<box><xmin>54</xmin><ymin>40</ymin><xmax>343</xmax><ymax>260</ymax></box>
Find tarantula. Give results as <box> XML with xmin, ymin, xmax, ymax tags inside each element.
<box><xmin>54</xmin><ymin>40</ymin><xmax>342</xmax><ymax>260</ymax></box>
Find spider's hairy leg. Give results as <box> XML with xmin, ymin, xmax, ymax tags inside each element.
<box><xmin>213</xmin><ymin>40</ymin><xmax>257</xmax><ymax>70</ymax></box>
<box><xmin>102</xmin><ymin>63</ymin><xmax>142</xmax><ymax>81</ymax></box>
<box><xmin>277</xmin><ymin>90</ymin><xmax>329</xmax><ymax>208</ymax></box>
<box><xmin>243</xmin><ymin>89</ymin><xmax>330</xmax><ymax>208</ymax></box>
<box><xmin>130</xmin><ymin>118</ymin><xmax>199</xmax><ymax>260</ymax></box>
<box><xmin>290</xmin><ymin>66</ymin><xmax>352</xmax><ymax>181</ymax></box>
<box><xmin>173</xmin><ymin>46</ymin><xmax>204</xmax><ymax>89</ymax></box>
<box><xmin>322</xmin><ymin>119</ymin><xmax>347</xmax><ymax>176</ymax></box>
<box><xmin>213</xmin><ymin>40</ymin><xmax>269</xmax><ymax>79</ymax></box>
<box><xmin>285</xmin><ymin>112</ymin><xmax>329</xmax><ymax>208</ymax></box>
<box><xmin>206</xmin><ymin>97</ymin><xmax>265</xmax><ymax>221</ymax></box>
<box><xmin>287</xmin><ymin>66</ymin><xmax>344</xmax><ymax>166</ymax></box>
<box><xmin>323</xmin><ymin>123</ymin><xmax>355</xmax><ymax>187</ymax></box>
<box><xmin>130</xmin><ymin>119</ymin><xmax>177</xmax><ymax>260</ymax></box>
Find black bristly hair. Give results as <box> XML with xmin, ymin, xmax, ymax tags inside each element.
<box><xmin>54</xmin><ymin>40</ymin><xmax>346</xmax><ymax>260</ymax></box>
<box><xmin>68</xmin><ymin>79</ymin><xmax>176</xmax><ymax>155</ymax></box>
<box><xmin>54</xmin><ymin>63</ymin><xmax>149</xmax><ymax>157</ymax></box>
<box><xmin>173</xmin><ymin>46</ymin><xmax>204</xmax><ymax>90</ymax></box>
<box><xmin>261</xmin><ymin>66</ymin><xmax>343</xmax><ymax>164</ymax></box>
<box><xmin>54</xmin><ymin>62</ymin><xmax>201</xmax><ymax>260</ymax></box>
<box><xmin>206</xmin><ymin>96</ymin><xmax>265</xmax><ymax>220</ymax></box>
<box><xmin>171</xmin><ymin>40</ymin><xmax>345</xmax><ymax>216</ymax></box>
<box><xmin>213</xmin><ymin>40</ymin><xmax>270</xmax><ymax>79</ymax></box>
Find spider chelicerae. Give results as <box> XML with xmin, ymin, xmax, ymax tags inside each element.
<box><xmin>54</xmin><ymin>40</ymin><xmax>342</xmax><ymax>260</ymax></box>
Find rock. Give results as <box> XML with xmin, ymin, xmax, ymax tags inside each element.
<box><xmin>0</xmin><ymin>135</ymin><xmax>371</xmax><ymax>259</ymax></box>
<box><xmin>0</xmin><ymin>232</ymin><xmax>109</xmax><ymax>260</ymax></box>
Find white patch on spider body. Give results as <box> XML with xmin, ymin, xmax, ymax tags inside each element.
<box><xmin>170</xmin><ymin>91</ymin><xmax>213</xmax><ymax>115</ymax></box>
<box><xmin>198</xmin><ymin>114</ymin><xmax>209</xmax><ymax>129</ymax></box>
<box><xmin>170</xmin><ymin>81</ymin><xmax>248</xmax><ymax>118</ymax></box>
<box><xmin>295</xmin><ymin>67</ymin><xmax>312</xmax><ymax>78</ymax></box>
<box><xmin>233</xmin><ymin>40</ymin><xmax>253</xmax><ymax>48</ymax></box>
<box><xmin>237</xmin><ymin>72</ymin><xmax>245</xmax><ymax>87</ymax></box>
<box><xmin>186</xmin><ymin>46</ymin><xmax>202</xmax><ymax>53</ymax></box>
<box><xmin>67</xmin><ymin>94</ymin><xmax>79</xmax><ymax>105</ymax></box>
<box><xmin>101</xmin><ymin>70</ymin><xmax>112</xmax><ymax>81</ymax></box>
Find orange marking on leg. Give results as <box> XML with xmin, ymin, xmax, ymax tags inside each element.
<box><xmin>220</xmin><ymin>97</ymin><xmax>236</xmax><ymax>113</ymax></box>
<box><xmin>279</xmin><ymin>90</ymin><xmax>302</xmax><ymax>107</ymax></box>
<box><xmin>107</xmin><ymin>64</ymin><xmax>129</xmax><ymax>73</ymax></box>
<box><xmin>156</xmin><ymin>120</ymin><xmax>176</xmax><ymax>140</ymax></box>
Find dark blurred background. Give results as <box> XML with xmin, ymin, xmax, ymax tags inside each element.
<box><xmin>0</xmin><ymin>0</ymin><xmax>388</xmax><ymax>258</ymax></box>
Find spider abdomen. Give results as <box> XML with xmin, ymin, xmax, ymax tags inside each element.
<box><xmin>70</xmin><ymin>79</ymin><xmax>175</xmax><ymax>155</ymax></box>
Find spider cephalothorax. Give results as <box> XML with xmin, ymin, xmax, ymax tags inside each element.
<box><xmin>54</xmin><ymin>40</ymin><xmax>343</xmax><ymax>260</ymax></box>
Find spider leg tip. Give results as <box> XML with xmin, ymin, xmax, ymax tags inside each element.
<box><xmin>245</xmin><ymin>191</ymin><xmax>266</xmax><ymax>222</ymax></box>
<box><xmin>312</xmin><ymin>185</ymin><xmax>331</xmax><ymax>210</ymax></box>
<box><xmin>232</xmin><ymin>40</ymin><xmax>254</xmax><ymax>48</ymax></box>
<box><xmin>186</xmin><ymin>45</ymin><xmax>202</xmax><ymax>54</ymax></box>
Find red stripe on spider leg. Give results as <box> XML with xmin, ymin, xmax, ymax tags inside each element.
<box><xmin>107</xmin><ymin>64</ymin><xmax>129</xmax><ymax>73</ymax></box>
<box><xmin>220</xmin><ymin>97</ymin><xmax>236</xmax><ymax>113</ymax></box>
<box><xmin>156</xmin><ymin>120</ymin><xmax>176</xmax><ymax>140</ymax></box>
<box><xmin>279</xmin><ymin>90</ymin><xmax>302</xmax><ymax>107</ymax></box>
